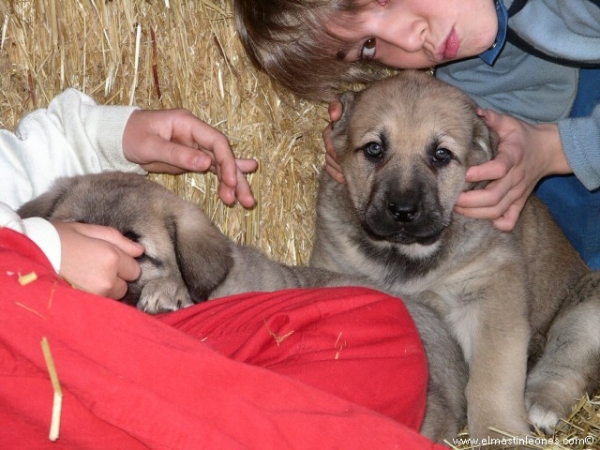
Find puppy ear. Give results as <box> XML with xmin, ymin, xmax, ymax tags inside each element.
<box><xmin>169</xmin><ymin>206</ymin><xmax>234</xmax><ymax>303</ymax></box>
<box><xmin>465</xmin><ymin>116</ymin><xmax>500</xmax><ymax>190</ymax></box>
<box><xmin>17</xmin><ymin>177</ymin><xmax>73</xmax><ymax>219</ymax></box>
<box><xmin>330</xmin><ymin>90</ymin><xmax>357</xmax><ymax>157</ymax></box>
<box><xmin>334</xmin><ymin>91</ymin><xmax>357</xmax><ymax>130</ymax></box>
<box><xmin>468</xmin><ymin>115</ymin><xmax>498</xmax><ymax>167</ymax></box>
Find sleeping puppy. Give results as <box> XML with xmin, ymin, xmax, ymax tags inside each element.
<box><xmin>16</xmin><ymin>172</ymin><xmax>360</xmax><ymax>313</ymax></box>
<box><xmin>18</xmin><ymin>170</ymin><xmax>467</xmax><ymax>443</ymax></box>
<box><xmin>310</xmin><ymin>70</ymin><xmax>600</xmax><ymax>443</ymax></box>
<box><xmin>17</xmin><ymin>172</ymin><xmax>233</xmax><ymax>313</ymax></box>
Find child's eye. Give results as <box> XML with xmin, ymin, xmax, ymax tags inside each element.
<box><xmin>360</xmin><ymin>38</ymin><xmax>377</xmax><ymax>60</ymax></box>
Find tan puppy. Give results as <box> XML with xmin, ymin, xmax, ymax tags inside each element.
<box><xmin>19</xmin><ymin>170</ymin><xmax>467</xmax><ymax>442</ymax></box>
<box><xmin>310</xmin><ymin>71</ymin><xmax>600</xmax><ymax>443</ymax></box>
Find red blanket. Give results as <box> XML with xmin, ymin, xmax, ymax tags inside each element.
<box><xmin>0</xmin><ymin>228</ymin><xmax>447</xmax><ymax>449</ymax></box>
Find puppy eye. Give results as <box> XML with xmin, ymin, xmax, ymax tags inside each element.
<box><xmin>432</xmin><ymin>148</ymin><xmax>452</xmax><ymax>166</ymax></box>
<box><xmin>360</xmin><ymin>38</ymin><xmax>377</xmax><ymax>60</ymax></box>
<box><xmin>363</xmin><ymin>141</ymin><xmax>384</xmax><ymax>160</ymax></box>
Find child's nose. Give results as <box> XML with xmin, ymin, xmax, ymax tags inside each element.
<box><xmin>400</xmin><ymin>20</ymin><xmax>427</xmax><ymax>52</ymax></box>
<box><xmin>378</xmin><ymin>18</ymin><xmax>426</xmax><ymax>53</ymax></box>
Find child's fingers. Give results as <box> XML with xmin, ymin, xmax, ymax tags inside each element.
<box><xmin>465</xmin><ymin>154</ymin><xmax>514</xmax><ymax>183</ymax></box>
<box><xmin>235</xmin><ymin>158</ymin><xmax>259</xmax><ymax>175</ymax></box>
<box><xmin>74</xmin><ymin>223</ymin><xmax>144</xmax><ymax>258</ymax></box>
<box><xmin>493</xmin><ymin>205</ymin><xmax>522</xmax><ymax>232</ymax></box>
<box><xmin>325</xmin><ymin>153</ymin><xmax>346</xmax><ymax>184</ymax></box>
<box><xmin>235</xmin><ymin>169</ymin><xmax>256</xmax><ymax>208</ymax></box>
<box><xmin>328</xmin><ymin>101</ymin><xmax>343</xmax><ymax>122</ymax></box>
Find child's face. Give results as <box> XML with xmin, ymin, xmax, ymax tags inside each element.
<box><xmin>329</xmin><ymin>0</ymin><xmax>499</xmax><ymax>69</ymax></box>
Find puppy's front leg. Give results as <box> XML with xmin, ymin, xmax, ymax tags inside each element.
<box><xmin>462</xmin><ymin>285</ymin><xmax>531</xmax><ymax>443</ymax></box>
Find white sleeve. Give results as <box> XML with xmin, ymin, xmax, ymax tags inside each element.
<box><xmin>0</xmin><ymin>88</ymin><xmax>142</xmax><ymax>210</ymax></box>
<box><xmin>0</xmin><ymin>202</ymin><xmax>61</xmax><ymax>272</ymax></box>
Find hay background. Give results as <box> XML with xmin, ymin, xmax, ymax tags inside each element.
<box><xmin>0</xmin><ymin>1</ymin><xmax>597</xmax><ymax>448</ymax></box>
<box><xmin>0</xmin><ymin>0</ymin><xmax>325</xmax><ymax>266</ymax></box>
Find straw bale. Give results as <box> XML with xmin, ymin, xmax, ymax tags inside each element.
<box><xmin>0</xmin><ymin>1</ymin><xmax>597</xmax><ymax>448</ymax></box>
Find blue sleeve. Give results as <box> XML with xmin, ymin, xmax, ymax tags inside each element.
<box><xmin>559</xmin><ymin>103</ymin><xmax>600</xmax><ymax>190</ymax></box>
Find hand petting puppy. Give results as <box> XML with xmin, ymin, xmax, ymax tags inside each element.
<box><xmin>123</xmin><ymin>108</ymin><xmax>258</xmax><ymax>208</ymax></box>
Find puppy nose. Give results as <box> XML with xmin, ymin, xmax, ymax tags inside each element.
<box><xmin>388</xmin><ymin>201</ymin><xmax>419</xmax><ymax>223</ymax></box>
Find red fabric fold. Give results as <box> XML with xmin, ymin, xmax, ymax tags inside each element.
<box><xmin>0</xmin><ymin>228</ymin><xmax>447</xmax><ymax>449</ymax></box>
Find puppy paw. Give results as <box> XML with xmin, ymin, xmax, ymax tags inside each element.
<box><xmin>526</xmin><ymin>400</ymin><xmax>561</xmax><ymax>435</ymax></box>
<box><xmin>525</xmin><ymin>381</ymin><xmax>574</xmax><ymax>434</ymax></box>
<box><xmin>525</xmin><ymin>361</ymin><xmax>589</xmax><ymax>435</ymax></box>
<box><xmin>137</xmin><ymin>279</ymin><xmax>193</xmax><ymax>314</ymax></box>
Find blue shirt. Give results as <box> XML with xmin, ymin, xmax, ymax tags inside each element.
<box><xmin>436</xmin><ymin>0</ymin><xmax>600</xmax><ymax>190</ymax></box>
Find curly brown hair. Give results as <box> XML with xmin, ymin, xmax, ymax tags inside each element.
<box><xmin>233</xmin><ymin>0</ymin><xmax>389</xmax><ymax>102</ymax></box>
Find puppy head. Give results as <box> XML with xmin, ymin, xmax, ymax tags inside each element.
<box><xmin>330</xmin><ymin>71</ymin><xmax>496</xmax><ymax>253</ymax></box>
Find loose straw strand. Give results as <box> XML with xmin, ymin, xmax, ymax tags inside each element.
<box><xmin>41</xmin><ymin>337</ymin><xmax>63</xmax><ymax>442</ymax></box>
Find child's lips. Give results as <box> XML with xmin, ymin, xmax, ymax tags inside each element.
<box><xmin>441</xmin><ymin>28</ymin><xmax>460</xmax><ymax>60</ymax></box>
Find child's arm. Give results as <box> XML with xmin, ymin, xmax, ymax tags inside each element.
<box><xmin>0</xmin><ymin>88</ymin><xmax>256</xmax><ymax>210</ymax></box>
<box><xmin>0</xmin><ymin>88</ymin><xmax>136</xmax><ymax>291</ymax></box>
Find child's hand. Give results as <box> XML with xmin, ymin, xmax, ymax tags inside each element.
<box><xmin>52</xmin><ymin>221</ymin><xmax>143</xmax><ymax>299</ymax></box>
<box><xmin>455</xmin><ymin>109</ymin><xmax>570</xmax><ymax>231</ymax></box>
<box><xmin>323</xmin><ymin>101</ymin><xmax>346</xmax><ymax>184</ymax></box>
<box><xmin>123</xmin><ymin>109</ymin><xmax>258</xmax><ymax>208</ymax></box>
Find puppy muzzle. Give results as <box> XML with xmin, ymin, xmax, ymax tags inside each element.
<box><xmin>360</xmin><ymin>195</ymin><xmax>448</xmax><ymax>245</ymax></box>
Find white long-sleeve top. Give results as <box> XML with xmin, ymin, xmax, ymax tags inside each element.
<box><xmin>0</xmin><ymin>88</ymin><xmax>141</xmax><ymax>271</ymax></box>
